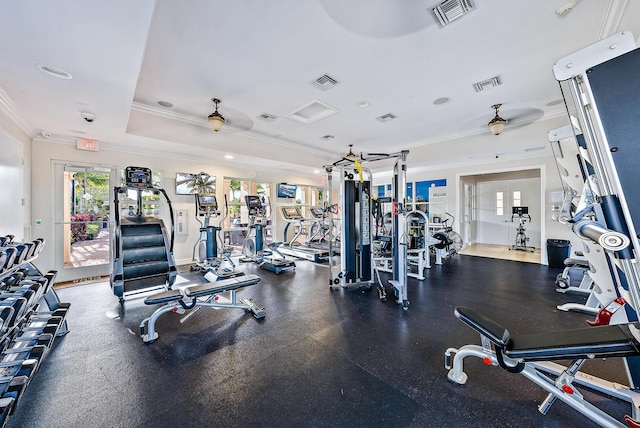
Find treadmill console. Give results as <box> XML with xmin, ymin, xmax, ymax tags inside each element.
<box><xmin>310</xmin><ymin>207</ymin><xmax>324</xmax><ymax>219</ymax></box>
<box><xmin>281</xmin><ymin>206</ymin><xmax>303</xmax><ymax>220</ymax></box>
<box><xmin>125</xmin><ymin>166</ymin><xmax>153</xmax><ymax>188</ymax></box>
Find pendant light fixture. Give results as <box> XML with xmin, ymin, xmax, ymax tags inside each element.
<box><xmin>488</xmin><ymin>104</ymin><xmax>508</xmax><ymax>135</ymax></box>
<box><xmin>208</xmin><ymin>98</ymin><xmax>226</xmax><ymax>132</ymax></box>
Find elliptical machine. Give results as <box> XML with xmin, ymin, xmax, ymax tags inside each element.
<box><xmin>191</xmin><ymin>194</ymin><xmax>244</xmax><ymax>281</ymax></box>
<box><xmin>510</xmin><ymin>206</ymin><xmax>535</xmax><ymax>252</ymax></box>
<box><xmin>240</xmin><ymin>195</ymin><xmax>295</xmax><ymax>274</ymax></box>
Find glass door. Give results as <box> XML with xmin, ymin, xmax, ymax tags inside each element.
<box><xmin>53</xmin><ymin>162</ymin><xmax>116</xmax><ymax>282</ymax></box>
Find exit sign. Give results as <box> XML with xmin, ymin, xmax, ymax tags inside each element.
<box><xmin>76</xmin><ymin>138</ymin><xmax>98</xmax><ymax>152</ymax></box>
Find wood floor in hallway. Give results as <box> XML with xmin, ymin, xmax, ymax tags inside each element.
<box><xmin>459</xmin><ymin>242</ymin><xmax>542</xmax><ymax>264</ymax></box>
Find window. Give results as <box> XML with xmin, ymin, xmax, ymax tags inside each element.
<box><xmin>117</xmin><ymin>168</ymin><xmax>163</xmax><ymax>218</ymax></box>
<box><xmin>513</xmin><ymin>190</ymin><xmax>521</xmax><ymax>208</ymax></box>
<box><xmin>222</xmin><ymin>178</ymin><xmax>273</xmax><ymax>249</ymax></box>
<box><xmin>496</xmin><ymin>191</ymin><xmax>504</xmax><ymax>216</ymax></box>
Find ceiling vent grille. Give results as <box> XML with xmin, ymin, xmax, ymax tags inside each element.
<box><xmin>258</xmin><ymin>113</ymin><xmax>278</xmax><ymax>121</ymax></box>
<box><xmin>376</xmin><ymin>113</ymin><xmax>397</xmax><ymax>122</ymax></box>
<box><xmin>312</xmin><ymin>74</ymin><xmax>339</xmax><ymax>91</ymax></box>
<box><xmin>433</xmin><ymin>0</ymin><xmax>476</xmax><ymax>26</ymax></box>
<box><xmin>473</xmin><ymin>75</ymin><xmax>502</xmax><ymax>92</ymax></box>
<box><xmin>288</xmin><ymin>100</ymin><xmax>339</xmax><ymax>124</ymax></box>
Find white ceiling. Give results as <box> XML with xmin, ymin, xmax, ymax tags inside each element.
<box><xmin>1</xmin><ymin>0</ymin><xmax>638</xmax><ymax>176</ymax></box>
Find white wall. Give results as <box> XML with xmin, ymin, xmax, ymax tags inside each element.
<box><xmin>476</xmin><ymin>176</ymin><xmax>541</xmax><ymax>247</ymax></box>
<box><xmin>30</xmin><ymin>139</ymin><xmax>323</xmax><ymax>281</ymax></box>
<box><xmin>0</xmin><ymin>111</ymin><xmax>31</xmax><ymax>242</ymax></box>
<box><xmin>0</xmin><ymin>128</ymin><xmax>24</xmax><ymax>239</ymax></box>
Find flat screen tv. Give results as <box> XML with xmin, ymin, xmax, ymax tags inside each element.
<box><xmin>277</xmin><ymin>183</ymin><xmax>297</xmax><ymax>198</ymax></box>
<box><xmin>175</xmin><ymin>172</ymin><xmax>216</xmax><ymax>195</ymax></box>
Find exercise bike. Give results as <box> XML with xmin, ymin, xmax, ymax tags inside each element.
<box><xmin>510</xmin><ymin>206</ymin><xmax>535</xmax><ymax>252</ymax></box>
<box><xmin>430</xmin><ymin>212</ymin><xmax>463</xmax><ymax>260</ymax></box>
<box><xmin>191</xmin><ymin>194</ymin><xmax>244</xmax><ymax>281</ymax></box>
<box><xmin>239</xmin><ymin>195</ymin><xmax>295</xmax><ymax>274</ymax></box>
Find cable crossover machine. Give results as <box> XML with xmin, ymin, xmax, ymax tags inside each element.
<box><xmin>325</xmin><ymin>149</ymin><xmax>410</xmax><ymax>309</ymax></box>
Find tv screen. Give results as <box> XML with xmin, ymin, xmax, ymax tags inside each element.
<box><xmin>176</xmin><ymin>172</ymin><xmax>216</xmax><ymax>195</ymax></box>
<box><xmin>277</xmin><ymin>183</ymin><xmax>297</xmax><ymax>198</ymax></box>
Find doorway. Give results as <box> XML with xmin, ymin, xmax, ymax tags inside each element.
<box><xmin>53</xmin><ymin>162</ymin><xmax>116</xmax><ymax>282</ymax></box>
<box><xmin>458</xmin><ymin>168</ymin><xmax>543</xmax><ymax>264</ymax></box>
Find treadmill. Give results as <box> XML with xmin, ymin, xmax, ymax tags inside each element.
<box><xmin>279</xmin><ymin>206</ymin><xmax>330</xmax><ymax>262</ymax></box>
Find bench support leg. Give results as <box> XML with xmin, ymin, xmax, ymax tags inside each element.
<box><xmin>140</xmin><ymin>303</ymin><xmax>185</xmax><ymax>343</ymax></box>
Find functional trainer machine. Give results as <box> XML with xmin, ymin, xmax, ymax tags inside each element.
<box><xmin>191</xmin><ymin>194</ymin><xmax>244</xmax><ymax>281</ymax></box>
<box><xmin>278</xmin><ymin>206</ymin><xmax>330</xmax><ymax>262</ymax></box>
<box><xmin>325</xmin><ymin>150</ymin><xmax>410</xmax><ymax>309</ymax></box>
<box><xmin>240</xmin><ymin>195</ymin><xmax>295</xmax><ymax>274</ymax></box>
<box><xmin>445</xmin><ymin>32</ymin><xmax>640</xmax><ymax>427</ymax></box>
<box><xmin>111</xmin><ymin>166</ymin><xmax>177</xmax><ymax>304</ymax></box>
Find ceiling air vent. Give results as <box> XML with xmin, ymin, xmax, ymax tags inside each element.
<box><xmin>473</xmin><ymin>75</ymin><xmax>502</xmax><ymax>92</ymax></box>
<box><xmin>312</xmin><ymin>74</ymin><xmax>339</xmax><ymax>91</ymax></box>
<box><xmin>288</xmin><ymin>100</ymin><xmax>339</xmax><ymax>124</ymax></box>
<box><xmin>376</xmin><ymin>113</ymin><xmax>397</xmax><ymax>122</ymax></box>
<box><xmin>433</xmin><ymin>0</ymin><xmax>476</xmax><ymax>26</ymax></box>
<box><xmin>258</xmin><ymin>113</ymin><xmax>278</xmax><ymax>122</ymax></box>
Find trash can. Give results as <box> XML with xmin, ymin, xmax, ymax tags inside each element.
<box><xmin>547</xmin><ymin>239</ymin><xmax>571</xmax><ymax>268</ymax></box>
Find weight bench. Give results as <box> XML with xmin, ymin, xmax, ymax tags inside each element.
<box><xmin>139</xmin><ymin>274</ymin><xmax>264</xmax><ymax>343</ymax></box>
<box><xmin>445</xmin><ymin>306</ymin><xmax>640</xmax><ymax>427</ymax></box>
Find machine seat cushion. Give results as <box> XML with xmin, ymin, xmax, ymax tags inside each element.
<box><xmin>144</xmin><ymin>289</ymin><xmax>183</xmax><ymax>305</ymax></box>
<box><xmin>184</xmin><ymin>274</ymin><xmax>260</xmax><ymax>298</ymax></box>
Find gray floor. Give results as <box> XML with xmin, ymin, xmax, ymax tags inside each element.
<box><xmin>10</xmin><ymin>255</ymin><xmax>630</xmax><ymax>427</ymax></box>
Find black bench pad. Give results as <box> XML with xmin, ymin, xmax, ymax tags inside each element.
<box><xmin>184</xmin><ymin>274</ymin><xmax>260</xmax><ymax>298</ymax></box>
<box><xmin>507</xmin><ymin>323</ymin><xmax>640</xmax><ymax>360</ymax></box>
<box><xmin>144</xmin><ymin>289</ymin><xmax>182</xmax><ymax>305</ymax></box>
<box><xmin>455</xmin><ymin>306</ymin><xmax>640</xmax><ymax>362</ymax></box>
<box><xmin>455</xmin><ymin>306</ymin><xmax>510</xmax><ymax>347</ymax></box>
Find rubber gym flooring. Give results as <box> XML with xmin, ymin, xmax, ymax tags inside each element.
<box><xmin>10</xmin><ymin>255</ymin><xmax>630</xmax><ymax>427</ymax></box>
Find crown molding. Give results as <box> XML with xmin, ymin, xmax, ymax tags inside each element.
<box><xmin>0</xmin><ymin>86</ymin><xmax>36</xmax><ymax>137</ymax></box>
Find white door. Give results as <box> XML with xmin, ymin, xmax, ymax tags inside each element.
<box><xmin>461</xmin><ymin>182</ymin><xmax>475</xmax><ymax>246</ymax></box>
<box><xmin>53</xmin><ymin>162</ymin><xmax>117</xmax><ymax>282</ymax></box>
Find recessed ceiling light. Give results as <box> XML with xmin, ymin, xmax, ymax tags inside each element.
<box><xmin>433</xmin><ymin>97</ymin><xmax>450</xmax><ymax>105</ymax></box>
<box><xmin>36</xmin><ymin>63</ymin><xmax>72</xmax><ymax>79</ymax></box>
<box><xmin>321</xmin><ymin>135</ymin><xmax>335</xmax><ymax>140</ymax></box>
<box><xmin>546</xmin><ymin>99</ymin><xmax>564</xmax><ymax>106</ymax></box>
<box><xmin>313</xmin><ymin>170</ymin><xmax>320</xmax><ymax>174</ymax></box>
<box><xmin>158</xmin><ymin>101</ymin><xmax>173</xmax><ymax>108</ymax></box>
<box><xmin>224</xmin><ymin>155</ymin><xmax>234</xmax><ymax>159</ymax></box>
<box><xmin>358</xmin><ymin>101</ymin><xmax>370</xmax><ymax>108</ymax></box>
